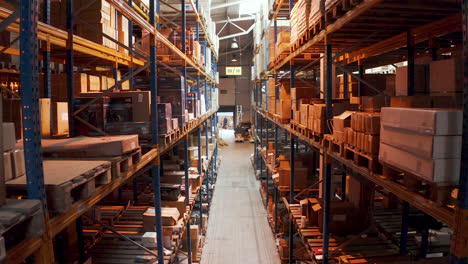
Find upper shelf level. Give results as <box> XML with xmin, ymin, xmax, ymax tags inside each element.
<box><xmin>269</xmin><ymin>0</ymin><xmax>462</xmax><ymax>71</ymax></box>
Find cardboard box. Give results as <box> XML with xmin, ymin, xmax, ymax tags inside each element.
<box><xmin>364</xmin><ymin>113</ymin><xmax>380</xmax><ymax>135</ymax></box>
<box><xmin>360</xmin><ymin>96</ymin><xmax>389</xmax><ymax>112</ymax></box>
<box><xmin>2</xmin><ymin>123</ymin><xmax>16</xmax><ymax>151</ymax></box>
<box><xmin>390</xmin><ymin>96</ymin><xmax>432</xmax><ymax>108</ymax></box>
<box><xmin>395</xmin><ymin>65</ymin><xmax>428</xmax><ymax>96</ymax></box>
<box><xmin>11</xmin><ymin>149</ymin><xmax>25</xmax><ymax>178</ymax></box>
<box><xmin>39</xmin><ymin>135</ymin><xmax>139</xmax><ymax>157</ymax></box>
<box><xmin>430</xmin><ymin>58</ymin><xmax>463</xmax><ymax>95</ymax></box>
<box><xmin>143</xmin><ymin>207</ymin><xmax>180</xmax><ymax>231</ymax></box>
<box><xmin>291</xmin><ymin>87</ymin><xmax>315</xmax><ymax>100</ymax></box>
<box><xmin>88</xmin><ymin>75</ymin><xmax>101</xmax><ymax>91</ymax></box>
<box><xmin>365</xmin><ymin>134</ymin><xmax>379</xmax><ymax>154</ymax></box>
<box><xmin>318</xmin><ymin>201</ymin><xmax>356</xmax><ymax>235</ymax></box>
<box><xmin>380</xmin><ymin>126</ymin><xmax>461</xmax><ymax>159</ymax></box>
<box><xmin>381</xmin><ymin>107</ymin><xmax>462</xmax><ymax>135</ymax></box>
<box><xmin>3</xmin><ymin>152</ymin><xmax>13</xmax><ymax>182</ymax></box>
<box><xmin>39</xmin><ymin>98</ymin><xmax>51</xmax><ymax>138</ymax></box>
<box><xmin>52</xmin><ymin>102</ymin><xmax>69</xmax><ymax>136</ymax></box>
<box><xmin>162</xmin><ymin>196</ymin><xmax>187</xmax><ymax>216</ymax></box>
<box><xmin>277</xmin><ymin>167</ymin><xmax>308</xmax><ymax>188</ymax></box>
<box><xmin>333</xmin><ymin>111</ymin><xmax>354</xmax><ymax>133</ymax></box>
<box><xmin>278</xmin><ymin>99</ymin><xmax>291</xmax><ymax>119</ymax></box>
<box><xmin>299</xmin><ymin>104</ymin><xmax>309</xmax><ymax>127</ymax></box>
<box><xmin>379</xmin><ymin>143</ymin><xmax>460</xmax><ymax>183</ymax></box>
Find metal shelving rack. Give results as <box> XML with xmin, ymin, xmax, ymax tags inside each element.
<box><xmin>253</xmin><ymin>0</ymin><xmax>468</xmax><ymax>263</ymax></box>
<box><xmin>0</xmin><ymin>0</ymin><xmax>220</xmax><ymax>263</ymax></box>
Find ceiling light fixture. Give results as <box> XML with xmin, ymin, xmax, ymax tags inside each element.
<box><xmin>231</xmin><ymin>38</ymin><xmax>239</xmax><ymax>49</ymax></box>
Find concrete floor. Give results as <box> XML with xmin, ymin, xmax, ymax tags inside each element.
<box><xmin>201</xmin><ymin>129</ymin><xmax>281</xmax><ymax>264</ymax></box>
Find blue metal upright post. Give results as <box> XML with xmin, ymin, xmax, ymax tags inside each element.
<box><xmin>149</xmin><ymin>1</ymin><xmax>164</xmax><ymax>263</ymax></box>
<box><xmin>407</xmin><ymin>32</ymin><xmax>415</xmax><ymax>96</ymax></box>
<box><xmin>21</xmin><ymin>0</ymin><xmax>47</xmax><ymax>207</ymax></box>
<box><xmin>274</xmin><ymin>124</ymin><xmax>279</xmax><ymax>233</ymax></box>
<box><xmin>128</xmin><ymin>0</ymin><xmax>134</xmax><ymax>90</ymax></box>
<box><xmin>322</xmin><ymin>42</ymin><xmax>333</xmax><ymax>264</ymax></box>
<box><xmin>451</xmin><ymin>1</ymin><xmax>468</xmax><ymax>262</ymax></box>
<box><xmin>181</xmin><ymin>0</ymin><xmax>187</xmax><ymax>125</ymax></box>
<box><xmin>76</xmin><ymin>216</ymin><xmax>86</xmax><ymax>263</ymax></box>
<box><xmin>42</xmin><ymin>0</ymin><xmax>51</xmax><ymax>99</ymax></box>
<box><xmin>198</xmin><ymin>126</ymin><xmax>203</xmax><ymax>231</ymax></box>
<box><xmin>260</xmin><ymin>117</ymin><xmax>264</xmax><ymax>183</ymax></box>
<box><xmin>400</xmin><ymin>201</ymin><xmax>409</xmax><ymax>254</ymax></box>
<box><xmin>184</xmin><ymin>136</ymin><xmax>192</xmax><ymax>263</ymax></box>
<box><xmin>66</xmin><ymin>0</ymin><xmax>75</xmax><ymax>136</ymax></box>
<box><xmin>288</xmin><ymin>134</ymin><xmax>295</xmax><ymax>264</ymax></box>
<box><xmin>205</xmin><ymin>121</ymin><xmax>210</xmax><ymax>204</ymax></box>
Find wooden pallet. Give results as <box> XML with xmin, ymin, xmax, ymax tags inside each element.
<box><xmin>7</xmin><ymin>160</ymin><xmax>112</xmax><ymax>213</ymax></box>
<box><xmin>343</xmin><ymin>144</ymin><xmax>381</xmax><ymax>174</ymax></box>
<box><xmin>381</xmin><ymin>162</ymin><xmax>455</xmax><ymax>204</ymax></box>
<box><xmin>322</xmin><ymin>134</ymin><xmax>344</xmax><ymax>156</ymax></box>
<box><xmin>273</xmin><ymin>114</ymin><xmax>290</xmax><ymax>124</ymax></box>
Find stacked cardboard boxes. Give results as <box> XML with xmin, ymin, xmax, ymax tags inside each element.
<box><xmin>379</xmin><ymin>107</ymin><xmax>462</xmax><ymax>184</ymax></box>
<box><xmin>341</xmin><ymin>112</ymin><xmax>381</xmax><ymax>155</ymax></box>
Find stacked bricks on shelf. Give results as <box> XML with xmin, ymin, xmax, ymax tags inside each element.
<box><xmin>379</xmin><ymin>107</ymin><xmax>462</xmax><ymax>203</ymax></box>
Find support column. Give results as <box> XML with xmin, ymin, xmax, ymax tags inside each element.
<box><xmin>66</xmin><ymin>0</ymin><xmax>75</xmax><ymax>136</ymax></box>
<box><xmin>266</xmin><ymin>119</ymin><xmax>269</xmax><ymax>206</ymax></box>
<box><xmin>149</xmin><ymin>1</ymin><xmax>164</xmax><ymax>263</ymax></box>
<box><xmin>42</xmin><ymin>0</ymin><xmax>51</xmax><ymax>99</ymax></box>
<box><xmin>343</xmin><ymin>72</ymin><xmax>348</xmax><ymax>99</ymax></box>
<box><xmin>184</xmin><ymin>136</ymin><xmax>192</xmax><ymax>264</ymax></box>
<box><xmin>181</xmin><ymin>0</ymin><xmax>187</xmax><ymax>125</ymax></box>
<box><xmin>76</xmin><ymin>217</ymin><xmax>86</xmax><ymax>263</ymax></box>
<box><xmin>450</xmin><ymin>3</ymin><xmax>468</xmax><ymax>262</ymax></box>
<box><xmin>400</xmin><ymin>201</ymin><xmax>409</xmax><ymax>255</ymax></box>
<box><xmin>288</xmin><ymin>134</ymin><xmax>295</xmax><ymax>264</ymax></box>
<box><xmin>357</xmin><ymin>60</ymin><xmax>364</xmax><ymax>97</ymax></box>
<box><xmin>407</xmin><ymin>32</ymin><xmax>415</xmax><ymax>96</ymax></box>
<box><xmin>198</xmin><ymin>126</ymin><xmax>203</xmax><ymax>232</ymax></box>
<box><xmin>205</xmin><ymin>121</ymin><xmax>210</xmax><ymax>204</ymax></box>
<box><xmin>128</xmin><ymin>0</ymin><xmax>134</xmax><ymax>90</ymax></box>
<box><xmin>322</xmin><ymin>41</ymin><xmax>333</xmax><ymax>264</ymax></box>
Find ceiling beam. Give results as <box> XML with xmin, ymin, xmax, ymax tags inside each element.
<box><xmin>211</xmin><ymin>0</ymin><xmax>249</xmax><ymax>10</ymax></box>
<box><xmin>219</xmin><ymin>24</ymin><xmax>254</xmax><ymax>40</ymax></box>
<box><xmin>215</xmin><ymin>15</ymin><xmax>255</xmax><ymax>24</ymax></box>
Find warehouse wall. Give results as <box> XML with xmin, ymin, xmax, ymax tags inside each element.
<box><xmin>217</xmin><ymin>49</ymin><xmax>253</xmax><ymax>122</ymax></box>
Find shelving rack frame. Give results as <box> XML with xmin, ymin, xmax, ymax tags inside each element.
<box><xmin>253</xmin><ymin>0</ymin><xmax>468</xmax><ymax>263</ymax></box>
<box><xmin>0</xmin><ymin>0</ymin><xmax>220</xmax><ymax>263</ymax></box>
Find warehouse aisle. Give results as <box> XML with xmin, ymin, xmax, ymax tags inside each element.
<box><xmin>201</xmin><ymin>129</ymin><xmax>281</xmax><ymax>264</ymax></box>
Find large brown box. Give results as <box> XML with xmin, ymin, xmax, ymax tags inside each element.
<box><xmin>162</xmin><ymin>196</ymin><xmax>187</xmax><ymax>216</ymax></box>
<box><xmin>143</xmin><ymin>207</ymin><xmax>180</xmax><ymax>230</ymax></box>
<box><xmin>278</xmin><ymin>99</ymin><xmax>291</xmax><ymax>119</ymax></box>
<box><xmin>395</xmin><ymin>65</ymin><xmax>428</xmax><ymax>96</ymax></box>
<box><xmin>381</xmin><ymin>107</ymin><xmax>462</xmax><ymax>135</ymax></box>
<box><xmin>380</xmin><ymin>126</ymin><xmax>461</xmax><ymax>159</ymax></box>
<box><xmin>291</xmin><ymin>87</ymin><xmax>316</xmax><ymax>100</ymax></box>
<box><xmin>318</xmin><ymin>201</ymin><xmax>356</xmax><ymax>235</ymax></box>
<box><xmin>430</xmin><ymin>58</ymin><xmax>463</xmax><ymax>95</ymax></box>
<box><xmin>3</xmin><ymin>99</ymin><xmax>51</xmax><ymax>139</ymax></box>
<box><xmin>52</xmin><ymin>102</ymin><xmax>69</xmax><ymax>136</ymax></box>
<box><xmin>2</xmin><ymin>123</ymin><xmax>16</xmax><ymax>152</ymax></box>
<box><xmin>39</xmin><ymin>98</ymin><xmax>51</xmax><ymax>138</ymax></box>
<box><xmin>39</xmin><ymin>135</ymin><xmax>139</xmax><ymax>157</ymax></box>
<box><xmin>364</xmin><ymin>113</ymin><xmax>380</xmax><ymax>135</ymax></box>
<box><xmin>379</xmin><ymin>143</ymin><xmax>460</xmax><ymax>183</ymax></box>
<box><xmin>390</xmin><ymin>96</ymin><xmax>432</xmax><ymax>108</ymax></box>
<box><xmin>299</xmin><ymin>104</ymin><xmax>309</xmax><ymax>127</ymax></box>
<box><xmin>277</xmin><ymin>167</ymin><xmax>308</xmax><ymax>188</ymax></box>
<box><xmin>360</xmin><ymin>96</ymin><xmax>389</xmax><ymax>112</ymax></box>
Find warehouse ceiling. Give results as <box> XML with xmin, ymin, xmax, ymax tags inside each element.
<box><xmin>209</xmin><ymin>0</ymin><xmax>258</xmax><ymax>60</ymax></box>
